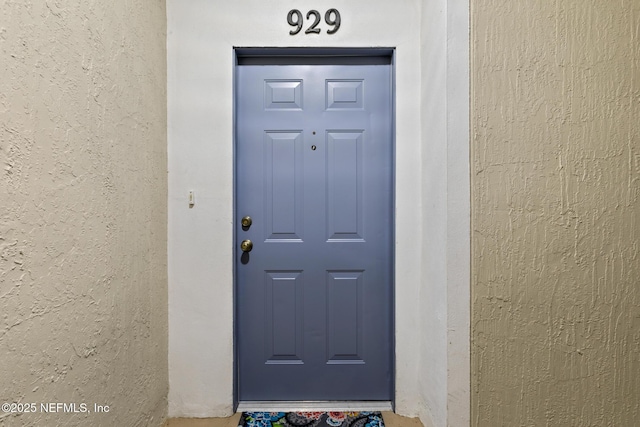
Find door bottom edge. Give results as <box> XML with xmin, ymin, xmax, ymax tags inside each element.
<box><xmin>236</xmin><ymin>401</ymin><xmax>393</xmax><ymax>412</ymax></box>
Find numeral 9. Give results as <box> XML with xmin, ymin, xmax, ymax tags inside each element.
<box><xmin>325</xmin><ymin>9</ymin><xmax>341</xmax><ymax>34</ymax></box>
<box><xmin>287</xmin><ymin>9</ymin><xmax>303</xmax><ymax>35</ymax></box>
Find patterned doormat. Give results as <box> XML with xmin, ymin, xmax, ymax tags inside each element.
<box><xmin>238</xmin><ymin>411</ymin><xmax>385</xmax><ymax>427</ymax></box>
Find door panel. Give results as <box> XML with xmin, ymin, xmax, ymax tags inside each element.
<box><xmin>265</xmin><ymin>271</ymin><xmax>304</xmax><ymax>364</ymax></box>
<box><xmin>326</xmin><ymin>270</ymin><xmax>364</xmax><ymax>364</ymax></box>
<box><xmin>236</xmin><ymin>62</ymin><xmax>392</xmax><ymax>401</ymax></box>
<box><xmin>327</xmin><ymin>131</ymin><xmax>364</xmax><ymax>240</ymax></box>
<box><xmin>264</xmin><ymin>132</ymin><xmax>304</xmax><ymax>241</ymax></box>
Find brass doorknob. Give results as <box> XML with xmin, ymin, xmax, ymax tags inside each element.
<box><xmin>240</xmin><ymin>240</ymin><xmax>253</xmax><ymax>253</ymax></box>
<box><xmin>241</xmin><ymin>216</ymin><xmax>252</xmax><ymax>228</ymax></box>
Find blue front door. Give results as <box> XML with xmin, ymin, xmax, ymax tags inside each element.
<box><xmin>236</xmin><ymin>60</ymin><xmax>393</xmax><ymax>401</ymax></box>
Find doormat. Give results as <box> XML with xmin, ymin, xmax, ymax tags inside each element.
<box><xmin>238</xmin><ymin>411</ymin><xmax>385</xmax><ymax>427</ymax></box>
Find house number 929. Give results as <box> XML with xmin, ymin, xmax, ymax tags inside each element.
<box><xmin>287</xmin><ymin>9</ymin><xmax>341</xmax><ymax>35</ymax></box>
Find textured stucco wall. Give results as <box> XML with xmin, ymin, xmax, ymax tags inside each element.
<box><xmin>472</xmin><ymin>1</ymin><xmax>640</xmax><ymax>425</ymax></box>
<box><xmin>1</xmin><ymin>1</ymin><xmax>167</xmax><ymax>426</ymax></box>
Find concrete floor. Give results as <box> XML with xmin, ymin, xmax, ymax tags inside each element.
<box><xmin>165</xmin><ymin>412</ymin><xmax>424</xmax><ymax>427</ymax></box>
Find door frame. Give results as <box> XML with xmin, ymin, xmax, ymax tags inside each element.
<box><xmin>232</xmin><ymin>47</ymin><xmax>396</xmax><ymax>411</ymax></box>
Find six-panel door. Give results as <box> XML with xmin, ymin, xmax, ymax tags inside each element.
<box><xmin>236</xmin><ymin>63</ymin><xmax>393</xmax><ymax>401</ymax></box>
